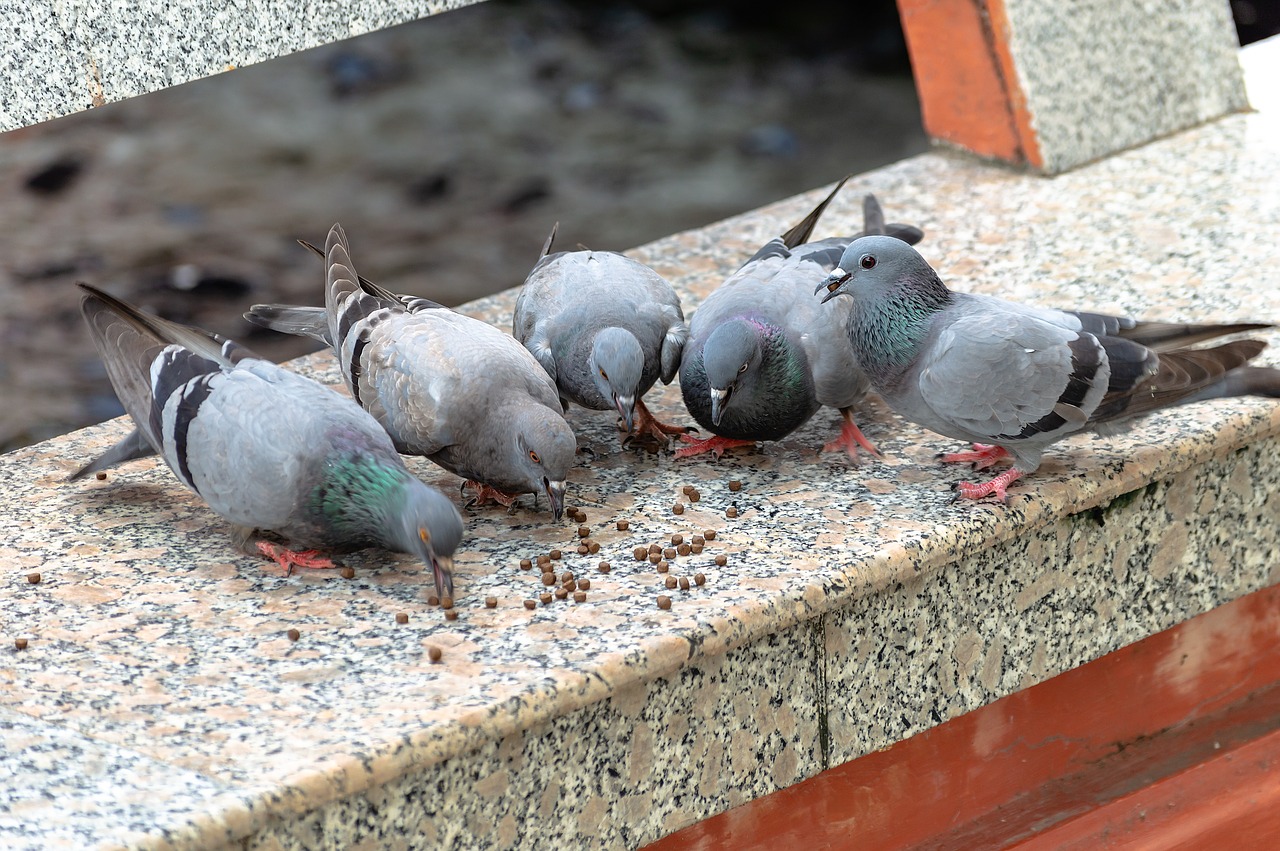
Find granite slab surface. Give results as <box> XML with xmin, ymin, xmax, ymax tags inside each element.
<box><xmin>3</xmin><ymin>36</ymin><xmax>1280</xmax><ymax>851</ymax></box>
<box><xmin>0</xmin><ymin>0</ymin><xmax>483</xmax><ymax>132</ymax></box>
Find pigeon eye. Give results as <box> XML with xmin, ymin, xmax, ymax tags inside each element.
<box><xmin>599</xmin><ymin>369</ymin><xmax>608</xmax><ymax>380</ymax></box>
<box><xmin>738</xmin><ymin>363</ymin><xmax>748</xmax><ymax>374</ymax></box>
<box><xmin>860</xmin><ymin>254</ymin><xmax>877</xmax><ymax>270</ymax></box>
<box><xmin>529</xmin><ymin>450</ymin><xmax>541</xmax><ymax>464</ymax></box>
<box><xmin>418</xmin><ymin>528</ymin><xmax>431</xmax><ymax>544</ymax></box>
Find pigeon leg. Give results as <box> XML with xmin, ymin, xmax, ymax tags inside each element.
<box><xmin>462</xmin><ymin>480</ymin><xmax>519</xmax><ymax>509</ymax></box>
<box><xmin>954</xmin><ymin>467</ymin><xmax>1023</xmax><ymax>503</ymax></box>
<box><xmin>939</xmin><ymin>443</ymin><xmax>1010</xmax><ymax>470</ymax></box>
<box><xmin>630</xmin><ymin>397</ymin><xmax>694</xmax><ymax>441</ymax></box>
<box><xmin>255</xmin><ymin>541</ymin><xmax>338</xmax><ymax>575</ymax></box>
<box><xmin>822</xmin><ymin>408</ymin><xmax>881</xmax><ymax>459</ymax></box>
<box><xmin>674</xmin><ymin>433</ymin><xmax>757</xmax><ymax>459</ymax></box>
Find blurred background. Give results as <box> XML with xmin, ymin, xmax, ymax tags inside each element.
<box><xmin>0</xmin><ymin>0</ymin><xmax>1275</xmax><ymax>452</ymax></box>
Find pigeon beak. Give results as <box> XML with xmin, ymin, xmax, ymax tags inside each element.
<box><xmin>710</xmin><ymin>387</ymin><xmax>730</xmax><ymax>426</ymax></box>
<box><xmin>817</xmin><ymin>268</ymin><xmax>850</xmax><ymax>303</ymax></box>
<box><xmin>431</xmin><ymin>553</ymin><xmax>455</xmax><ymax>600</ymax></box>
<box><xmin>615</xmin><ymin>394</ymin><xmax>635</xmax><ymax>433</ymax></box>
<box><xmin>544</xmin><ymin>478</ymin><xmax>566</xmax><ymax>521</ymax></box>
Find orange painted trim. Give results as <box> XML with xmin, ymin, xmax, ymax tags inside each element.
<box><xmin>895</xmin><ymin>0</ymin><xmax>1043</xmax><ymax>168</ymax></box>
<box><xmin>644</xmin><ymin>583</ymin><xmax>1280</xmax><ymax>850</ymax></box>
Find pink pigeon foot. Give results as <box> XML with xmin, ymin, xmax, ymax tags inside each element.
<box><xmin>954</xmin><ymin>467</ymin><xmax>1023</xmax><ymax>503</ymax></box>
<box><xmin>462</xmin><ymin>480</ymin><xmax>519</xmax><ymax>509</ymax></box>
<box><xmin>822</xmin><ymin>409</ymin><xmax>881</xmax><ymax>460</ymax></box>
<box><xmin>256</xmin><ymin>541</ymin><xmax>338</xmax><ymax>575</ymax></box>
<box><xmin>939</xmin><ymin>443</ymin><xmax>1011</xmax><ymax>470</ymax></box>
<box><xmin>674</xmin><ymin>433</ymin><xmax>757</xmax><ymax>459</ymax></box>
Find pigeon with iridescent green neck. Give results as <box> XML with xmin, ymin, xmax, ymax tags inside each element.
<box><xmin>677</xmin><ymin>179</ymin><xmax>924</xmax><ymax>459</ymax></box>
<box><xmin>72</xmin><ymin>283</ymin><xmax>464</xmax><ymax>597</ymax></box>
<box><xmin>817</xmin><ymin>235</ymin><xmax>1280</xmax><ymax>502</ymax></box>
<box><xmin>513</xmin><ymin>224</ymin><xmax>690</xmax><ymax>449</ymax></box>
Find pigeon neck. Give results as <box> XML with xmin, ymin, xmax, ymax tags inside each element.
<box><xmin>309</xmin><ymin>452</ymin><xmax>410</xmax><ymax>546</ymax></box>
<box><xmin>851</xmin><ymin>271</ymin><xmax>953</xmax><ymax>383</ymax></box>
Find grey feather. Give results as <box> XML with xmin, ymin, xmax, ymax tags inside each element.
<box><xmin>677</xmin><ymin>184</ymin><xmax>925</xmax><ymax>456</ymax></box>
<box><xmin>817</xmin><ymin>236</ymin><xmax>1280</xmax><ymax>500</ymax></box>
<box><xmin>74</xmin><ymin>283</ymin><xmax>464</xmax><ymax>595</ymax></box>
<box><xmin>247</xmin><ymin>225</ymin><xmax>576</xmax><ymax>519</ymax></box>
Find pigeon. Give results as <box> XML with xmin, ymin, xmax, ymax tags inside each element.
<box><xmin>245</xmin><ymin>224</ymin><xmax>576</xmax><ymax>519</ymax></box>
<box><xmin>676</xmin><ymin>178</ymin><xmax>925</xmax><ymax>459</ymax></box>
<box><xmin>816</xmin><ymin>235</ymin><xmax>1280</xmax><ymax>502</ymax></box>
<box><xmin>513</xmin><ymin>224</ymin><xmax>690</xmax><ymax>448</ymax></box>
<box><xmin>71</xmin><ymin>283</ymin><xmax>464</xmax><ymax>596</ymax></box>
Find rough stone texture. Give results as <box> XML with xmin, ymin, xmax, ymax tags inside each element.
<box><xmin>0</xmin><ymin>1</ymin><xmax>483</xmax><ymax>131</ymax></box>
<box><xmin>1002</xmin><ymin>0</ymin><xmax>1248</xmax><ymax>173</ymax></box>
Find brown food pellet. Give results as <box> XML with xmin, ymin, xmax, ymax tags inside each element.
<box><xmin>617</xmin><ymin>520</ymin><xmax>630</xmax><ymax>531</ymax></box>
<box><xmin>537</xmin><ymin>554</ymin><xmax>551</xmax><ymax>566</ymax></box>
<box><xmin>665</xmin><ymin>576</ymin><xmax>677</xmax><ymax>589</ymax></box>
<box><xmin>689</xmin><ymin>490</ymin><xmax>701</xmax><ymax>502</ymax></box>
<box><xmin>573</xmin><ymin>591</ymin><xmax>587</xmax><ymax>603</ymax></box>
<box><xmin>554</xmin><ymin>587</ymin><xmax>569</xmax><ymax>600</ymax></box>
<box><xmin>519</xmin><ymin>558</ymin><xmax>533</xmax><ymax>570</ymax></box>
<box><xmin>524</xmin><ymin>599</ymin><xmax>537</xmax><ymax>610</ymax></box>
<box><xmin>694</xmin><ymin>573</ymin><xmax>706</xmax><ymax>586</ymax></box>
<box><xmin>560</xmin><ymin>571</ymin><xmax>574</xmax><ymax>583</ymax></box>
<box><xmin>649</xmin><ymin>543</ymin><xmax>662</xmax><ymax>554</ymax></box>
<box><xmin>542</xmin><ymin>572</ymin><xmax>557</xmax><ymax>586</ymax></box>
<box><xmin>428</xmin><ymin>645</ymin><xmax>442</xmax><ymax>662</ymax></box>
<box><xmin>427</xmin><ymin>594</ymin><xmax>440</xmax><ymax>607</ymax></box>
<box><xmin>598</xmin><ymin>561</ymin><xmax>611</xmax><ymax>573</ymax></box>
<box><xmin>540</xmin><ymin>592</ymin><xmax>553</xmax><ymax>605</ymax></box>
<box><xmin>704</xmin><ymin>529</ymin><xmax>717</xmax><ymax>541</ymax></box>
<box><xmin>671</xmin><ymin>534</ymin><xmax>684</xmax><ymax>545</ymax></box>
<box><xmin>677</xmin><ymin>544</ymin><xmax>691</xmax><ymax>556</ymax></box>
<box><xmin>445</xmin><ymin>609</ymin><xmax>459</xmax><ymax>621</ymax></box>
<box><xmin>682</xmin><ymin>485</ymin><xmax>694</xmax><ymax>495</ymax></box>
<box><xmin>649</xmin><ymin>553</ymin><xmax>662</xmax><ymax>564</ymax></box>
<box><xmin>715</xmin><ymin>554</ymin><xmax>728</xmax><ymax>566</ymax></box>
<box><xmin>657</xmin><ymin>595</ymin><xmax>672</xmax><ymax>610</ymax></box>
<box><xmin>95</xmin><ymin>471</ymin><xmax>107</xmax><ymax>481</ymax></box>
<box><xmin>691</xmin><ymin>544</ymin><xmax>704</xmax><ymax>554</ymax></box>
<box><xmin>673</xmin><ymin>504</ymin><xmax>684</xmax><ymax>515</ymax></box>
<box><xmin>563</xmin><ymin>580</ymin><xmax>577</xmax><ymax>592</ymax></box>
<box><xmin>679</xmin><ymin>577</ymin><xmax>691</xmax><ymax>591</ymax></box>
<box><xmin>441</xmin><ymin>596</ymin><xmax>454</xmax><ymax>610</ymax></box>
<box><xmin>578</xmin><ymin>525</ymin><xmax>590</xmax><ymax>538</ymax></box>
<box><xmin>729</xmin><ymin>480</ymin><xmax>742</xmax><ymax>491</ymax></box>
<box><xmin>578</xmin><ymin>578</ymin><xmax>591</xmax><ymax>590</ymax></box>
<box><xmin>287</xmin><ymin>628</ymin><xmax>300</xmax><ymax>642</ymax></box>
<box><xmin>634</xmin><ymin>546</ymin><xmax>648</xmax><ymax>561</ymax></box>
<box><xmin>588</xmin><ymin>542</ymin><xmax>600</xmax><ymax>554</ymax></box>
<box><xmin>340</xmin><ymin>566</ymin><xmax>356</xmax><ymax>580</ymax></box>
<box><xmin>656</xmin><ymin>560</ymin><xmax>669</xmax><ymax>573</ymax></box>
<box><xmin>663</xmin><ymin>547</ymin><xmax>677</xmax><ymax>559</ymax></box>
<box><xmin>26</xmin><ymin>573</ymin><xmax>40</xmax><ymax>584</ymax></box>
<box><xmin>726</xmin><ymin>507</ymin><xmax>738</xmax><ymax>518</ymax></box>
<box><xmin>485</xmin><ymin>597</ymin><xmax>498</xmax><ymax>609</ymax></box>
<box><xmin>550</xmin><ymin>549</ymin><xmax>563</xmax><ymax>560</ymax></box>
<box><xmin>577</xmin><ymin>544</ymin><xmax>589</xmax><ymax>555</ymax></box>
<box><xmin>693</xmin><ymin>535</ymin><xmax>705</xmax><ymax>545</ymax></box>
<box><xmin>395</xmin><ymin>612</ymin><xmax>409</xmax><ymax>624</ymax></box>
<box><xmin>15</xmin><ymin>638</ymin><xmax>28</xmax><ymax>650</ymax></box>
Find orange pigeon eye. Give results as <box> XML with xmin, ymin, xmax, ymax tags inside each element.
<box><xmin>529</xmin><ymin>450</ymin><xmax>541</xmax><ymax>464</ymax></box>
<box><xmin>419</xmin><ymin>528</ymin><xmax>431</xmax><ymax>543</ymax></box>
<box><xmin>600</xmin><ymin>369</ymin><xmax>608</xmax><ymax>380</ymax></box>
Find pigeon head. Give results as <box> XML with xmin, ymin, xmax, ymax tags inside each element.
<box><xmin>509</xmin><ymin>407</ymin><xmax>576</xmax><ymax>520</ymax></box>
<box><xmin>702</xmin><ymin>319</ymin><xmax>764</xmax><ymax>427</ymax></box>
<box><xmin>816</xmin><ymin>235</ymin><xmax>929</xmax><ymax>305</ymax></box>
<box><xmin>589</xmin><ymin>327</ymin><xmax>644</xmax><ymax>432</ymax></box>
<box><xmin>389</xmin><ymin>479</ymin><xmax>465</xmax><ymax>599</ymax></box>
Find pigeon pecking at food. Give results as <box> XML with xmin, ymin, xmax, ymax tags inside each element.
<box><xmin>513</xmin><ymin>223</ymin><xmax>691</xmax><ymax>449</ymax></box>
<box><xmin>817</xmin><ymin>235</ymin><xmax>1280</xmax><ymax>502</ymax></box>
<box><xmin>676</xmin><ymin>178</ymin><xmax>924</xmax><ymax>459</ymax></box>
<box><xmin>71</xmin><ymin>283</ymin><xmax>464</xmax><ymax>597</ymax></box>
<box><xmin>245</xmin><ymin>224</ymin><xmax>576</xmax><ymax>520</ymax></box>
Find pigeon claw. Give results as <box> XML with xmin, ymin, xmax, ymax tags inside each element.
<box><xmin>625</xmin><ymin>397</ymin><xmax>696</xmax><ymax>451</ymax></box>
<box><xmin>462</xmin><ymin>481</ymin><xmax>520</xmax><ymax>510</ymax></box>
<box><xmin>674</xmin><ymin>434</ymin><xmax>757</xmax><ymax>459</ymax></box>
<box><xmin>822</xmin><ymin>411</ymin><xmax>881</xmax><ymax>461</ymax></box>
<box><xmin>256</xmin><ymin>541</ymin><xmax>338</xmax><ymax>575</ymax></box>
<box><xmin>953</xmin><ymin>467</ymin><xmax>1023</xmax><ymax>503</ymax></box>
<box><xmin>939</xmin><ymin>443</ymin><xmax>1011</xmax><ymax>471</ymax></box>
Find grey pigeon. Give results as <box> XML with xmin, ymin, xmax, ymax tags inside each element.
<box><xmin>513</xmin><ymin>224</ymin><xmax>690</xmax><ymax>448</ymax></box>
<box><xmin>245</xmin><ymin>224</ymin><xmax>576</xmax><ymax>519</ymax></box>
<box><xmin>677</xmin><ymin>178</ymin><xmax>925</xmax><ymax>459</ymax></box>
<box><xmin>817</xmin><ymin>236</ymin><xmax>1280</xmax><ymax>501</ymax></box>
<box><xmin>72</xmin><ymin>283</ymin><xmax>464</xmax><ymax>596</ymax></box>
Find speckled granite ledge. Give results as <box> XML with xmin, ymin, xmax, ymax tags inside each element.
<box><xmin>0</xmin><ymin>0</ymin><xmax>482</xmax><ymax>131</ymax></box>
<box><xmin>3</xmin><ymin>35</ymin><xmax>1280</xmax><ymax>851</ymax></box>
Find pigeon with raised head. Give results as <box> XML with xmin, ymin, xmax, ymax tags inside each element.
<box><xmin>677</xmin><ymin>179</ymin><xmax>924</xmax><ymax>459</ymax></box>
<box><xmin>245</xmin><ymin>224</ymin><xmax>576</xmax><ymax>519</ymax></box>
<box><xmin>72</xmin><ymin>283</ymin><xmax>464</xmax><ymax>596</ymax></box>
<box><xmin>817</xmin><ymin>236</ymin><xmax>1280</xmax><ymax>501</ymax></box>
<box><xmin>513</xmin><ymin>224</ymin><xmax>690</xmax><ymax>448</ymax></box>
